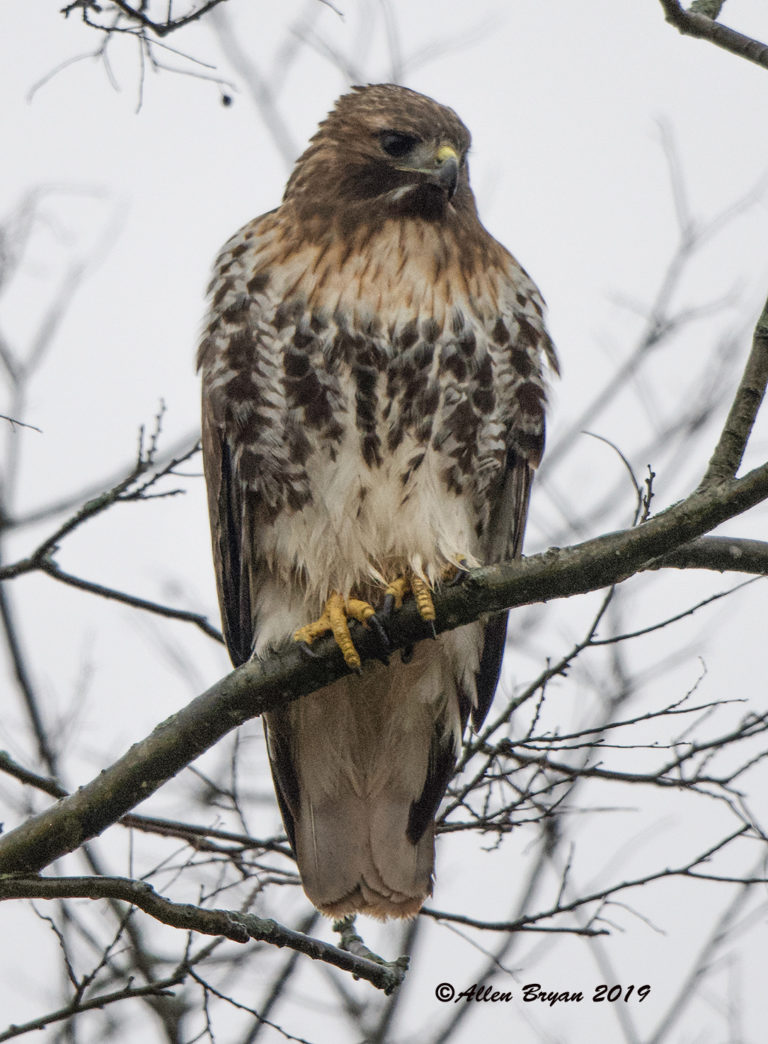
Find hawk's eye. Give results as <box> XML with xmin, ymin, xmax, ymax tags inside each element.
<box><xmin>379</xmin><ymin>131</ymin><xmax>420</xmax><ymax>158</ymax></box>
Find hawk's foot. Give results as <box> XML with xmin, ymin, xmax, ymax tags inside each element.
<box><xmin>377</xmin><ymin>570</ymin><xmax>437</xmax><ymax>639</ymax></box>
<box><xmin>294</xmin><ymin>591</ymin><xmax>389</xmax><ymax>671</ymax></box>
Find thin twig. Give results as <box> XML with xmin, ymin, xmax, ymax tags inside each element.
<box><xmin>40</xmin><ymin>559</ymin><xmax>223</xmax><ymax>642</ymax></box>
<box><xmin>0</xmin><ymin>750</ymin><xmax>290</xmax><ymax>855</ymax></box>
<box><xmin>426</xmin><ymin>826</ymin><xmax>760</xmax><ymax>934</ymax></box>
<box><xmin>0</xmin><ymin>973</ymin><xmax>183</xmax><ymax>1042</ymax></box>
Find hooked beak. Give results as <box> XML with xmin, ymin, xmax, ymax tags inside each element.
<box><xmin>432</xmin><ymin>144</ymin><xmax>459</xmax><ymax>199</ymax></box>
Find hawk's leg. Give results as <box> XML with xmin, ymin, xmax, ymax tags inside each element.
<box><xmin>294</xmin><ymin>591</ymin><xmax>389</xmax><ymax>671</ymax></box>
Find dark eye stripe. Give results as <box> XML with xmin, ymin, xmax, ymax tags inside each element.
<box><xmin>379</xmin><ymin>130</ymin><xmax>420</xmax><ymax>158</ymax></box>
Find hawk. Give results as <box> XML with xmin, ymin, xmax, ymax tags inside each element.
<box><xmin>198</xmin><ymin>84</ymin><xmax>557</xmax><ymax>919</ymax></box>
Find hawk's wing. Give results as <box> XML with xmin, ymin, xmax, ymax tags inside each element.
<box><xmin>201</xmin><ymin>403</ymin><xmax>253</xmax><ymax>668</ymax></box>
<box><xmin>198</xmin><ymin>217</ymin><xmax>278</xmax><ymax>670</ymax></box>
<box><xmin>474</xmin><ymin>449</ymin><xmax>534</xmax><ymax>730</ymax></box>
<box><xmin>472</xmin><ymin>272</ymin><xmax>554</xmax><ymax>732</ymax></box>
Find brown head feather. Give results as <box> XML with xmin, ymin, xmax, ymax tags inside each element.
<box><xmin>283</xmin><ymin>83</ymin><xmax>477</xmax><ymax>237</ymax></box>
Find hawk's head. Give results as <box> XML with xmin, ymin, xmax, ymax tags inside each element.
<box><xmin>284</xmin><ymin>84</ymin><xmax>476</xmax><ymax>231</ymax></box>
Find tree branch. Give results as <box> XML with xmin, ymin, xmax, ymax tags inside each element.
<box><xmin>39</xmin><ymin>559</ymin><xmax>223</xmax><ymax>642</ymax></box>
<box><xmin>0</xmin><ymin>972</ymin><xmax>183</xmax><ymax>1042</ymax></box>
<box><xmin>426</xmin><ymin>826</ymin><xmax>763</xmax><ymax>934</ymax></box>
<box><xmin>700</xmin><ymin>293</ymin><xmax>768</xmax><ymax>485</ymax></box>
<box><xmin>62</xmin><ymin>0</ymin><xmax>232</xmax><ymax>38</ymax></box>
<box><xmin>0</xmin><ymin>424</ymin><xmax>199</xmax><ymax>582</ymax></box>
<box><xmin>0</xmin><ymin>875</ymin><xmax>406</xmax><ymax>994</ymax></box>
<box><xmin>652</xmin><ymin>534</ymin><xmax>768</xmax><ymax>573</ymax></box>
<box><xmin>659</xmin><ymin>1</ymin><xmax>768</xmax><ymax>71</ymax></box>
<box><xmin>0</xmin><ymin>458</ymin><xmax>767</xmax><ymax>876</ymax></box>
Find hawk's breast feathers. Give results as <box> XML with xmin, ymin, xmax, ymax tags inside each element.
<box><xmin>198</xmin><ymin>84</ymin><xmax>557</xmax><ymax>918</ymax></box>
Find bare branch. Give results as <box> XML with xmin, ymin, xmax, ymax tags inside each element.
<box><xmin>426</xmin><ymin>827</ymin><xmax>764</xmax><ymax>934</ymax></box>
<box><xmin>0</xmin><ymin>972</ymin><xmax>183</xmax><ymax>1042</ymax></box>
<box><xmin>0</xmin><ymin>751</ymin><xmax>66</xmax><ymax>800</ymax></box>
<box><xmin>187</xmin><ymin>967</ymin><xmax>316</xmax><ymax>1044</ymax></box>
<box><xmin>700</xmin><ymin>293</ymin><xmax>768</xmax><ymax>485</ymax></box>
<box><xmin>423</xmin><ymin>908</ymin><xmax>607</xmax><ymax>937</ymax></box>
<box><xmin>0</xmin><ymin>430</ymin><xmax>211</xmax><ymax>648</ymax></box>
<box><xmin>1</xmin><ymin>453</ymin><xmax>767</xmax><ymax>875</ymax></box>
<box><xmin>62</xmin><ymin>0</ymin><xmax>232</xmax><ymax>38</ymax></box>
<box><xmin>208</xmin><ymin>7</ymin><xmax>299</xmax><ymax>168</ymax></box>
<box><xmin>39</xmin><ymin>559</ymin><xmax>223</xmax><ymax>643</ymax></box>
<box><xmin>1</xmin><ymin>413</ymin><xmax>196</xmax><ymax>577</ymax></box>
<box><xmin>0</xmin><ymin>580</ymin><xmax>57</xmax><ymax>771</ymax></box>
<box><xmin>0</xmin><ymin>748</ymin><xmax>291</xmax><ymax>856</ymax></box>
<box><xmin>0</xmin><ymin>875</ymin><xmax>407</xmax><ymax>994</ymax></box>
<box><xmin>0</xmin><ymin>415</ymin><xmax>41</xmax><ymax>433</ymax></box>
<box><xmin>4</xmin><ymin>432</ymin><xmax>199</xmax><ymax>531</ymax></box>
<box><xmin>652</xmin><ymin>535</ymin><xmax>768</xmax><ymax>574</ymax></box>
<box><xmin>40</xmin><ymin>2</ymin><xmax>237</xmax><ymax>105</ymax></box>
<box><xmin>659</xmin><ymin>1</ymin><xmax>768</xmax><ymax>71</ymax></box>
<box><xmin>646</xmin><ymin>858</ymin><xmax>766</xmax><ymax>1044</ymax></box>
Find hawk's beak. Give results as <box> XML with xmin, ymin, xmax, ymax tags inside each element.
<box><xmin>433</xmin><ymin>144</ymin><xmax>459</xmax><ymax>199</ymax></box>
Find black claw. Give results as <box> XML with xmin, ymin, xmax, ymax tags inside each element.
<box><xmin>368</xmin><ymin>613</ymin><xmax>391</xmax><ymax>649</ymax></box>
<box><xmin>297</xmin><ymin>641</ymin><xmax>321</xmax><ymax>660</ymax></box>
<box><xmin>447</xmin><ymin>561</ymin><xmax>471</xmax><ymax>586</ymax></box>
<box><xmin>401</xmin><ymin>645</ymin><xmax>414</xmax><ymax>664</ymax></box>
<box><xmin>365</xmin><ymin>612</ymin><xmax>392</xmax><ymax>665</ymax></box>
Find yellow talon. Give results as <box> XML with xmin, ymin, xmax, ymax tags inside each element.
<box><xmin>410</xmin><ymin>574</ymin><xmax>436</xmax><ymax>622</ymax></box>
<box><xmin>384</xmin><ymin>575</ymin><xmax>410</xmax><ymax>609</ymax></box>
<box><xmin>293</xmin><ymin>570</ymin><xmax>443</xmax><ymax>670</ymax></box>
<box><xmin>346</xmin><ymin>598</ymin><xmax>376</xmax><ymax>625</ymax></box>
<box><xmin>294</xmin><ymin>591</ymin><xmax>376</xmax><ymax>670</ymax></box>
<box><xmin>384</xmin><ymin>570</ymin><xmax>436</xmax><ymax>622</ymax></box>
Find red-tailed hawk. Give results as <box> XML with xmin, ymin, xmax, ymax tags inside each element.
<box><xmin>198</xmin><ymin>84</ymin><xmax>557</xmax><ymax>919</ymax></box>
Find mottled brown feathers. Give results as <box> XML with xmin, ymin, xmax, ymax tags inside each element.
<box><xmin>198</xmin><ymin>84</ymin><xmax>557</xmax><ymax>919</ymax></box>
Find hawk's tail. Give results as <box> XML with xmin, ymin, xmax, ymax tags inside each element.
<box><xmin>265</xmin><ymin>646</ymin><xmax>466</xmax><ymax>919</ymax></box>
<box><xmin>293</xmin><ymin>790</ymin><xmax>435</xmax><ymax>920</ymax></box>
